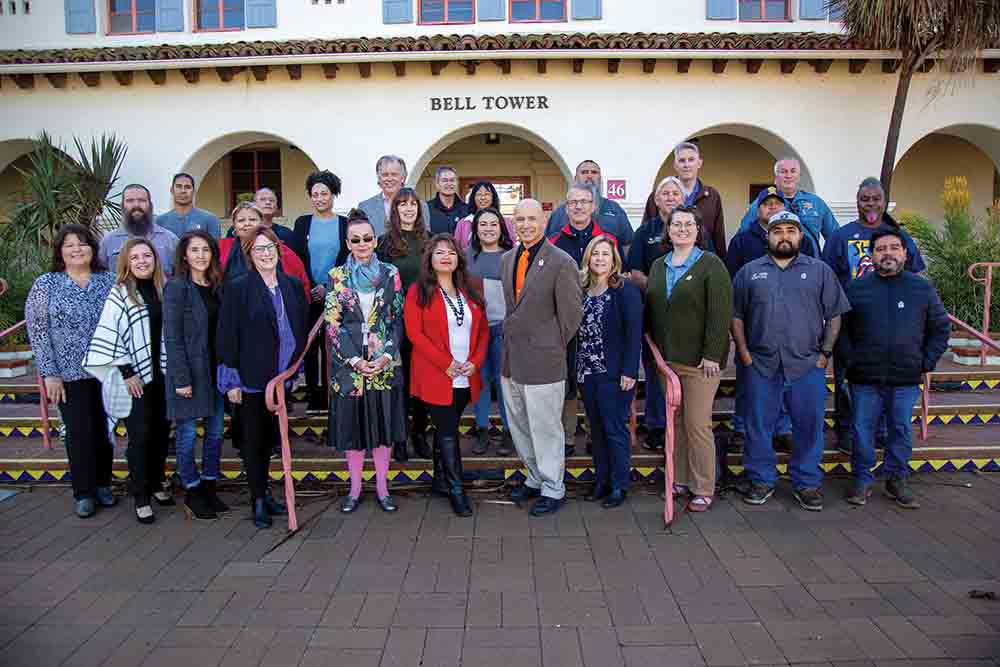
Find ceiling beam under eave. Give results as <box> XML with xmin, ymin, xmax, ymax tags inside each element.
<box><xmin>810</xmin><ymin>59</ymin><xmax>832</xmax><ymax>74</ymax></box>
<box><xmin>643</xmin><ymin>58</ymin><xmax>657</xmax><ymax>73</ymax></box>
<box><xmin>986</xmin><ymin>59</ymin><xmax>1000</xmax><ymax>73</ymax></box>
<box><xmin>536</xmin><ymin>59</ymin><xmax>547</xmax><ymax>74</ymax></box>
<box><xmin>493</xmin><ymin>59</ymin><xmax>511</xmax><ymax>74</ymax></box>
<box><xmin>463</xmin><ymin>61</ymin><xmax>478</xmax><ymax>76</ymax></box>
<box><xmin>392</xmin><ymin>62</ymin><xmax>406</xmax><ymax>77</ymax></box>
<box><xmin>285</xmin><ymin>64</ymin><xmax>301</xmax><ymax>80</ymax></box>
<box><xmin>849</xmin><ymin>59</ymin><xmax>868</xmax><ymax>74</ymax></box>
<box><xmin>430</xmin><ymin>61</ymin><xmax>448</xmax><ymax>75</ymax></box>
<box><xmin>780</xmin><ymin>59</ymin><xmax>797</xmax><ymax>74</ymax></box>
<box><xmin>607</xmin><ymin>58</ymin><xmax>620</xmax><ymax>74</ymax></box>
<box><xmin>146</xmin><ymin>69</ymin><xmax>165</xmax><ymax>85</ymax></box>
<box><xmin>358</xmin><ymin>62</ymin><xmax>372</xmax><ymax>78</ymax></box>
<box><xmin>12</xmin><ymin>74</ymin><xmax>34</xmax><ymax>89</ymax></box>
<box><xmin>882</xmin><ymin>60</ymin><xmax>900</xmax><ymax>73</ymax></box>
<box><xmin>676</xmin><ymin>59</ymin><xmax>691</xmax><ymax>73</ymax></box>
<box><xmin>321</xmin><ymin>63</ymin><xmax>339</xmax><ymax>78</ymax></box>
<box><xmin>111</xmin><ymin>70</ymin><xmax>132</xmax><ymax>86</ymax></box>
<box><xmin>80</xmin><ymin>72</ymin><xmax>100</xmax><ymax>86</ymax></box>
<box><xmin>572</xmin><ymin>59</ymin><xmax>584</xmax><ymax>74</ymax></box>
<box><xmin>746</xmin><ymin>59</ymin><xmax>762</xmax><ymax>74</ymax></box>
<box><xmin>712</xmin><ymin>59</ymin><xmax>727</xmax><ymax>74</ymax></box>
<box><xmin>251</xmin><ymin>65</ymin><xmax>268</xmax><ymax>81</ymax></box>
<box><xmin>180</xmin><ymin>68</ymin><xmax>200</xmax><ymax>84</ymax></box>
<box><xmin>216</xmin><ymin>66</ymin><xmax>243</xmax><ymax>82</ymax></box>
<box><xmin>44</xmin><ymin>72</ymin><xmax>67</xmax><ymax>89</ymax></box>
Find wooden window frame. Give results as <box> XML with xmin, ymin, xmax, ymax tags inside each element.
<box><xmin>107</xmin><ymin>0</ymin><xmax>155</xmax><ymax>35</ymax></box>
<box><xmin>738</xmin><ymin>0</ymin><xmax>791</xmax><ymax>22</ymax></box>
<box><xmin>194</xmin><ymin>0</ymin><xmax>245</xmax><ymax>32</ymax></box>
<box><xmin>228</xmin><ymin>148</ymin><xmax>283</xmax><ymax>215</ymax></box>
<box><xmin>418</xmin><ymin>0</ymin><xmax>475</xmax><ymax>25</ymax></box>
<box><xmin>509</xmin><ymin>0</ymin><xmax>566</xmax><ymax>23</ymax></box>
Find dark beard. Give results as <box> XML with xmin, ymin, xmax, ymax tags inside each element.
<box><xmin>876</xmin><ymin>261</ymin><xmax>902</xmax><ymax>277</ymax></box>
<box><xmin>124</xmin><ymin>210</ymin><xmax>152</xmax><ymax>236</ymax></box>
<box><xmin>768</xmin><ymin>242</ymin><xmax>798</xmax><ymax>260</ymax></box>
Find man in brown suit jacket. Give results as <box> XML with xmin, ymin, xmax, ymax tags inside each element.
<box><xmin>501</xmin><ymin>199</ymin><xmax>583</xmax><ymax>516</ymax></box>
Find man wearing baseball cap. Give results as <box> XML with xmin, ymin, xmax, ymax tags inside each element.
<box><xmin>731</xmin><ymin>211</ymin><xmax>850</xmax><ymax>511</ymax></box>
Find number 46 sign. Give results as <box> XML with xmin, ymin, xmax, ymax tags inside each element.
<box><xmin>606</xmin><ymin>179</ymin><xmax>626</xmax><ymax>200</ymax></box>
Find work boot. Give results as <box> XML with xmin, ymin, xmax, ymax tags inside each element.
<box><xmin>885</xmin><ymin>478</ymin><xmax>920</xmax><ymax>509</ymax></box>
<box><xmin>200</xmin><ymin>479</ymin><xmax>230</xmax><ymax>513</ymax></box>
<box><xmin>496</xmin><ymin>431</ymin><xmax>514</xmax><ymax>456</ymax></box>
<box><xmin>471</xmin><ymin>426</ymin><xmax>490</xmax><ymax>455</ymax></box>
<box><xmin>184</xmin><ymin>487</ymin><xmax>217</xmax><ymax>521</ymax></box>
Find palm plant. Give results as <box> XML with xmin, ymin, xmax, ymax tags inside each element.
<box><xmin>829</xmin><ymin>0</ymin><xmax>1000</xmax><ymax>198</ymax></box>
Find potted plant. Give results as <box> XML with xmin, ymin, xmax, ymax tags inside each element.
<box><xmin>900</xmin><ymin>177</ymin><xmax>1000</xmax><ymax>365</ymax></box>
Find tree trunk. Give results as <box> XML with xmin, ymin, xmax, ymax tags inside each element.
<box><xmin>880</xmin><ymin>53</ymin><xmax>919</xmax><ymax>199</ymax></box>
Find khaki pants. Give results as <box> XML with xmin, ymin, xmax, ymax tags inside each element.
<box><xmin>502</xmin><ymin>377</ymin><xmax>566</xmax><ymax>500</ymax></box>
<box><xmin>668</xmin><ymin>362</ymin><xmax>720</xmax><ymax>497</ymax></box>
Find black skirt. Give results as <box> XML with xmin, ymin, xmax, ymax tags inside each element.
<box><xmin>327</xmin><ymin>382</ymin><xmax>408</xmax><ymax>452</ymax></box>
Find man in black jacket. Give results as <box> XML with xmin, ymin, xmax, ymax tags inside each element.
<box><xmin>839</xmin><ymin>229</ymin><xmax>950</xmax><ymax>509</ymax></box>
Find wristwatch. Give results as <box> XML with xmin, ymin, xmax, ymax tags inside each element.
<box><xmin>821</xmin><ymin>349</ymin><xmax>833</xmax><ymax>359</ymax></box>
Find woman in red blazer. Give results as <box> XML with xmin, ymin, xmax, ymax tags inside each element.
<box><xmin>405</xmin><ymin>233</ymin><xmax>488</xmax><ymax>517</ymax></box>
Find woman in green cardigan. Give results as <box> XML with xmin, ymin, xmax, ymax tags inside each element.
<box><xmin>645</xmin><ymin>205</ymin><xmax>733</xmax><ymax>512</ymax></box>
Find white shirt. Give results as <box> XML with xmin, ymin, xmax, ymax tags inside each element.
<box><xmin>443</xmin><ymin>290</ymin><xmax>471</xmax><ymax>388</ymax></box>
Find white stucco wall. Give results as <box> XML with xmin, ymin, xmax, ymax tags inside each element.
<box><xmin>0</xmin><ymin>1</ymin><xmax>843</xmax><ymax>51</ymax></box>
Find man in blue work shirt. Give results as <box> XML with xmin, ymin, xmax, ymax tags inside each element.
<box><xmin>155</xmin><ymin>173</ymin><xmax>221</xmax><ymax>239</ymax></box>
<box><xmin>545</xmin><ymin>159</ymin><xmax>634</xmax><ymax>249</ymax></box>
<box><xmin>732</xmin><ymin>211</ymin><xmax>850</xmax><ymax>512</ymax></box>
<box><xmin>822</xmin><ymin>177</ymin><xmax>927</xmax><ymax>454</ymax></box>
<box><xmin>737</xmin><ymin>158</ymin><xmax>838</xmax><ymax>252</ymax></box>
<box><xmin>99</xmin><ymin>183</ymin><xmax>179</xmax><ymax>277</ymax></box>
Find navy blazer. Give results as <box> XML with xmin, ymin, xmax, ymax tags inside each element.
<box><xmin>578</xmin><ymin>279</ymin><xmax>643</xmax><ymax>382</ymax></box>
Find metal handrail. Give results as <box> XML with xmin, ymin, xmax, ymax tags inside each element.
<box><xmin>642</xmin><ymin>333</ymin><xmax>683</xmax><ymax>527</ymax></box>
<box><xmin>967</xmin><ymin>262</ymin><xmax>1000</xmax><ymax>366</ymax></box>
<box><xmin>0</xmin><ymin>319</ymin><xmax>52</xmax><ymax>451</ymax></box>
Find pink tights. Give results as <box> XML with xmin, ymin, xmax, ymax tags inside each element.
<box><xmin>346</xmin><ymin>446</ymin><xmax>391</xmax><ymax>499</ymax></box>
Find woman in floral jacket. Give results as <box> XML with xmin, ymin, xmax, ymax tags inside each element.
<box><xmin>326</xmin><ymin>210</ymin><xmax>407</xmax><ymax>514</ymax></box>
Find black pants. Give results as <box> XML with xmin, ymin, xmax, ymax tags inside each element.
<box><xmin>61</xmin><ymin>378</ymin><xmax>114</xmax><ymax>500</ymax></box>
<box><xmin>241</xmin><ymin>392</ymin><xmax>279</xmax><ymax>500</ymax></box>
<box><xmin>425</xmin><ymin>388</ymin><xmax>471</xmax><ymax>439</ymax></box>
<box><xmin>304</xmin><ymin>301</ymin><xmax>329</xmax><ymax>400</ymax></box>
<box><xmin>124</xmin><ymin>376</ymin><xmax>170</xmax><ymax>501</ymax></box>
<box><xmin>400</xmin><ymin>337</ymin><xmax>429</xmax><ymax>436</ymax></box>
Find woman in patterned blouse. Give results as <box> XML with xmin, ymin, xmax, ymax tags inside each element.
<box><xmin>576</xmin><ymin>236</ymin><xmax>642</xmax><ymax>509</ymax></box>
<box><xmin>25</xmin><ymin>224</ymin><xmax>116</xmax><ymax>519</ymax></box>
<box><xmin>326</xmin><ymin>210</ymin><xmax>406</xmax><ymax>514</ymax></box>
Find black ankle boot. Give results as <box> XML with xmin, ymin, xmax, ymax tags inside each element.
<box><xmin>252</xmin><ymin>498</ymin><xmax>272</xmax><ymax>528</ymax></box>
<box><xmin>411</xmin><ymin>431</ymin><xmax>432</xmax><ymax>459</ymax></box>
<box><xmin>393</xmin><ymin>441</ymin><xmax>409</xmax><ymax>463</ymax></box>
<box><xmin>438</xmin><ymin>435</ymin><xmax>472</xmax><ymax>517</ymax></box>
<box><xmin>184</xmin><ymin>487</ymin><xmax>217</xmax><ymax>520</ymax></box>
<box><xmin>200</xmin><ymin>479</ymin><xmax>230</xmax><ymax>513</ymax></box>
<box><xmin>431</xmin><ymin>436</ymin><xmax>449</xmax><ymax>497</ymax></box>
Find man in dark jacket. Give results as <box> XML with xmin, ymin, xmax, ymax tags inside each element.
<box><xmin>839</xmin><ymin>228</ymin><xmax>950</xmax><ymax>509</ymax></box>
<box><xmin>672</xmin><ymin>141</ymin><xmax>726</xmax><ymax>258</ymax></box>
<box><xmin>426</xmin><ymin>165</ymin><xmax>470</xmax><ymax>235</ymax></box>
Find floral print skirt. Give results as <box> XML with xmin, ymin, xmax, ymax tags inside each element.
<box><xmin>327</xmin><ymin>383</ymin><xmax>408</xmax><ymax>452</ymax></box>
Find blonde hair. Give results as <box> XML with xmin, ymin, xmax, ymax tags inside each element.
<box><xmin>655</xmin><ymin>176</ymin><xmax>684</xmax><ymax>195</ymax></box>
<box><xmin>115</xmin><ymin>238</ymin><xmax>165</xmax><ymax>306</ymax></box>
<box><xmin>579</xmin><ymin>235</ymin><xmax>624</xmax><ymax>289</ymax></box>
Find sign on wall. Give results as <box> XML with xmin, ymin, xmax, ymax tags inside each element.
<box><xmin>429</xmin><ymin>96</ymin><xmax>551</xmax><ymax>111</ymax></box>
<box><xmin>606</xmin><ymin>179</ymin><xmax>627</xmax><ymax>200</ymax></box>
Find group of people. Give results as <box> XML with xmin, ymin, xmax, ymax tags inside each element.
<box><xmin>25</xmin><ymin>145</ymin><xmax>951</xmax><ymax>528</ymax></box>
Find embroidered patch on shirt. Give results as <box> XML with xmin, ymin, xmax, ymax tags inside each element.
<box><xmin>898</xmin><ymin>301</ymin><xmax>905</xmax><ymax>309</ymax></box>
<box><xmin>801</xmin><ymin>273</ymin><xmax>807</xmax><ymax>279</ymax></box>
<box><xmin>751</xmin><ymin>272</ymin><xmax>768</xmax><ymax>281</ymax></box>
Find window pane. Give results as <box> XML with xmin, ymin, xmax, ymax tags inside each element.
<box><xmin>421</xmin><ymin>0</ymin><xmax>444</xmax><ymax>22</ymax></box>
<box><xmin>230</xmin><ymin>152</ymin><xmax>254</xmax><ymax>171</ymax></box>
<box><xmin>448</xmin><ymin>0</ymin><xmax>473</xmax><ymax>22</ymax></box>
<box><xmin>223</xmin><ymin>0</ymin><xmax>243</xmax><ymax>28</ymax></box>
<box><xmin>198</xmin><ymin>0</ymin><xmax>219</xmax><ymax>28</ymax></box>
<box><xmin>259</xmin><ymin>150</ymin><xmax>281</xmax><ymax>171</ymax></box>
<box><xmin>110</xmin><ymin>0</ymin><xmax>130</xmax><ymax>12</ymax></box>
<box><xmin>109</xmin><ymin>13</ymin><xmax>132</xmax><ymax>33</ymax></box>
<box><xmin>511</xmin><ymin>0</ymin><xmax>536</xmax><ymax>21</ymax></box>
<box><xmin>764</xmin><ymin>0</ymin><xmax>787</xmax><ymax>19</ymax></box>
<box><xmin>739</xmin><ymin>0</ymin><xmax>762</xmax><ymax>19</ymax></box>
<box><xmin>136</xmin><ymin>0</ymin><xmax>155</xmax><ymax>32</ymax></box>
<box><xmin>540</xmin><ymin>0</ymin><xmax>564</xmax><ymax>20</ymax></box>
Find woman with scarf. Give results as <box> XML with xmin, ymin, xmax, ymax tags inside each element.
<box><xmin>326</xmin><ymin>210</ymin><xmax>407</xmax><ymax>514</ymax></box>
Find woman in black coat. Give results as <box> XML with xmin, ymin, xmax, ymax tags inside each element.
<box><xmin>164</xmin><ymin>230</ymin><xmax>228</xmax><ymax>521</ymax></box>
<box><xmin>217</xmin><ymin>226</ymin><xmax>308</xmax><ymax>528</ymax></box>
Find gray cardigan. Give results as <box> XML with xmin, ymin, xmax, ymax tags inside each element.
<box><xmin>500</xmin><ymin>241</ymin><xmax>583</xmax><ymax>385</ymax></box>
<box><xmin>163</xmin><ymin>277</ymin><xmax>219</xmax><ymax>421</ymax></box>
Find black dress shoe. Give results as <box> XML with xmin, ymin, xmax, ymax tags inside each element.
<box><xmin>340</xmin><ymin>495</ymin><xmax>362</xmax><ymax>514</ymax></box>
<box><xmin>377</xmin><ymin>495</ymin><xmax>398</xmax><ymax>512</ymax></box>
<box><xmin>584</xmin><ymin>483</ymin><xmax>610</xmax><ymax>502</ymax></box>
<box><xmin>510</xmin><ymin>484</ymin><xmax>541</xmax><ymax>503</ymax></box>
<box><xmin>529</xmin><ymin>496</ymin><xmax>563</xmax><ymax>517</ymax></box>
<box><xmin>152</xmin><ymin>491</ymin><xmax>176</xmax><ymax>506</ymax></box>
<box><xmin>602</xmin><ymin>489</ymin><xmax>626</xmax><ymax>509</ymax></box>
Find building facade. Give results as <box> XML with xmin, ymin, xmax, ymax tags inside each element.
<box><xmin>1</xmin><ymin>0</ymin><xmax>998</xmax><ymax>233</ymax></box>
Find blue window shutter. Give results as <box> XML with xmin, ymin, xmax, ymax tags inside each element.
<box><xmin>571</xmin><ymin>0</ymin><xmax>601</xmax><ymax>20</ymax></box>
<box><xmin>477</xmin><ymin>0</ymin><xmax>505</xmax><ymax>21</ymax></box>
<box><xmin>799</xmin><ymin>0</ymin><xmax>826</xmax><ymax>19</ymax></box>
<box><xmin>706</xmin><ymin>0</ymin><xmax>736</xmax><ymax>19</ymax></box>
<box><xmin>156</xmin><ymin>0</ymin><xmax>184</xmax><ymax>31</ymax></box>
<box><xmin>383</xmin><ymin>0</ymin><xmax>413</xmax><ymax>23</ymax></box>
<box><xmin>64</xmin><ymin>0</ymin><xmax>96</xmax><ymax>34</ymax></box>
<box><xmin>246</xmin><ymin>0</ymin><xmax>277</xmax><ymax>27</ymax></box>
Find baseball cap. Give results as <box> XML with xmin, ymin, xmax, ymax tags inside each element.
<box><xmin>767</xmin><ymin>210</ymin><xmax>801</xmax><ymax>229</ymax></box>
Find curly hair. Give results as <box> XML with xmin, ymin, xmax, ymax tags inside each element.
<box><xmin>305</xmin><ymin>170</ymin><xmax>342</xmax><ymax>197</ymax></box>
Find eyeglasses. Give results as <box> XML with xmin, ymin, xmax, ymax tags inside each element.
<box><xmin>349</xmin><ymin>235</ymin><xmax>375</xmax><ymax>245</ymax></box>
<box><xmin>567</xmin><ymin>199</ymin><xmax>593</xmax><ymax>208</ymax></box>
<box><xmin>251</xmin><ymin>243</ymin><xmax>277</xmax><ymax>255</ymax></box>
<box><xmin>669</xmin><ymin>222</ymin><xmax>697</xmax><ymax>230</ymax></box>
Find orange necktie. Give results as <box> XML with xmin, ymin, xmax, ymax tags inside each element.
<box><xmin>515</xmin><ymin>248</ymin><xmax>530</xmax><ymax>302</ymax></box>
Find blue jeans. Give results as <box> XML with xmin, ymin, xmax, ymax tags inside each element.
<box><xmin>174</xmin><ymin>389</ymin><xmax>225</xmax><ymax>490</ymax></box>
<box><xmin>733</xmin><ymin>357</ymin><xmax>791</xmax><ymax>436</ymax></box>
<box><xmin>744</xmin><ymin>363</ymin><xmax>827</xmax><ymax>489</ymax></box>
<box><xmin>474</xmin><ymin>323</ymin><xmax>508</xmax><ymax>430</ymax></box>
<box><xmin>851</xmin><ymin>384</ymin><xmax>920</xmax><ymax>487</ymax></box>
<box><xmin>641</xmin><ymin>346</ymin><xmax>665</xmax><ymax>431</ymax></box>
<box><xmin>580</xmin><ymin>372</ymin><xmax>634</xmax><ymax>491</ymax></box>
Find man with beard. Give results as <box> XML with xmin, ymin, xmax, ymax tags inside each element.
<box><xmin>731</xmin><ymin>211</ymin><xmax>849</xmax><ymax>511</ymax></box>
<box><xmin>822</xmin><ymin>178</ymin><xmax>926</xmax><ymax>454</ymax></box>
<box><xmin>545</xmin><ymin>159</ymin><xmax>634</xmax><ymax>248</ymax></box>
<box><xmin>99</xmin><ymin>184</ymin><xmax>179</xmax><ymax>276</ymax></box>
<box><xmin>357</xmin><ymin>155</ymin><xmax>429</xmax><ymax>236</ymax></box>
<box><xmin>839</xmin><ymin>229</ymin><xmax>949</xmax><ymax>509</ymax></box>
<box><xmin>156</xmin><ymin>173</ymin><xmax>221</xmax><ymax>239</ymax></box>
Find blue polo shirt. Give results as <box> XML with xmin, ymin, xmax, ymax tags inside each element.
<box><xmin>156</xmin><ymin>207</ymin><xmax>221</xmax><ymax>239</ymax></box>
<box><xmin>732</xmin><ymin>253</ymin><xmax>850</xmax><ymax>381</ymax></box>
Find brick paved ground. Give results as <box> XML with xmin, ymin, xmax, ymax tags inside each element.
<box><xmin>1</xmin><ymin>472</ymin><xmax>999</xmax><ymax>667</ymax></box>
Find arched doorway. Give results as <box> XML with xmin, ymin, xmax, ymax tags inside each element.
<box><xmin>413</xmin><ymin>123</ymin><xmax>572</xmax><ymax>217</ymax></box>
<box><xmin>893</xmin><ymin>124</ymin><xmax>1000</xmax><ymax>222</ymax></box>
<box><xmin>0</xmin><ymin>138</ymin><xmax>73</xmax><ymax>225</ymax></box>
<box><xmin>180</xmin><ymin>132</ymin><xmax>320</xmax><ymax>225</ymax></box>
<box><xmin>654</xmin><ymin>124</ymin><xmax>814</xmax><ymax>238</ymax></box>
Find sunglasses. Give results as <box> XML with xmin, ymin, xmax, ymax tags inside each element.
<box><xmin>349</xmin><ymin>235</ymin><xmax>375</xmax><ymax>245</ymax></box>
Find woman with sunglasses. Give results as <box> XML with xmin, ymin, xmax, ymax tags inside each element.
<box><xmin>327</xmin><ymin>210</ymin><xmax>407</xmax><ymax>514</ymax></box>
<box><xmin>376</xmin><ymin>188</ymin><xmax>431</xmax><ymax>462</ymax></box>
<box><xmin>645</xmin><ymin>205</ymin><xmax>732</xmax><ymax>513</ymax></box>
<box><xmin>217</xmin><ymin>226</ymin><xmax>308</xmax><ymax>528</ymax></box>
